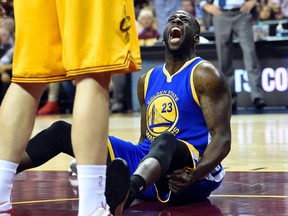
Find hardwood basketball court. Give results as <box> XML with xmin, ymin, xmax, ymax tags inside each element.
<box><xmin>12</xmin><ymin>113</ymin><xmax>288</xmax><ymax>215</ymax></box>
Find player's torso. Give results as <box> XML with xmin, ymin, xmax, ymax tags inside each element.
<box><xmin>144</xmin><ymin>57</ymin><xmax>210</xmax><ymax>155</ymax></box>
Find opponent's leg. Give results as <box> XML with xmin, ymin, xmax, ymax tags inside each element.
<box><xmin>72</xmin><ymin>73</ymin><xmax>111</xmax><ymax>216</ymax></box>
<box><xmin>17</xmin><ymin>121</ymin><xmax>74</xmax><ymax>173</ymax></box>
<box><xmin>0</xmin><ymin>83</ymin><xmax>46</xmax><ymax>213</ymax></box>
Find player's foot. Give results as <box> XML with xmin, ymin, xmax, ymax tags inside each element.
<box><xmin>0</xmin><ymin>209</ymin><xmax>14</xmax><ymax>216</ymax></box>
<box><xmin>37</xmin><ymin>101</ymin><xmax>60</xmax><ymax>115</ymax></box>
<box><xmin>90</xmin><ymin>204</ymin><xmax>112</xmax><ymax>216</ymax></box>
<box><xmin>105</xmin><ymin>158</ymin><xmax>130</xmax><ymax>216</ymax></box>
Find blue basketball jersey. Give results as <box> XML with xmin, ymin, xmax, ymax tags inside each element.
<box><xmin>108</xmin><ymin>57</ymin><xmax>224</xmax><ymax>202</ymax></box>
<box><xmin>144</xmin><ymin>57</ymin><xmax>210</xmax><ymax>155</ymax></box>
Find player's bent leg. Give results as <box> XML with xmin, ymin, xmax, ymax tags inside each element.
<box><xmin>72</xmin><ymin>73</ymin><xmax>111</xmax><ymax>216</ymax></box>
<box><xmin>0</xmin><ymin>82</ymin><xmax>47</xmax><ymax>213</ymax></box>
<box><xmin>126</xmin><ymin>132</ymin><xmax>178</xmax><ymax>208</ymax></box>
<box><xmin>155</xmin><ymin>140</ymin><xmax>198</xmax><ymax>203</ymax></box>
<box><xmin>17</xmin><ymin>121</ymin><xmax>74</xmax><ymax>173</ymax></box>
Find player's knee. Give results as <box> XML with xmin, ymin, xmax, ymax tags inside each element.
<box><xmin>158</xmin><ymin>131</ymin><xmax>175</xmax><ymax>142</ymax></box>
<box><xmin>50</xmin><ymin>120</ymin><xmax>70</xmax><ymax>131</ymax></box>
<box><xmin>152</xmin><ymin>131</ymin><xmax>177</xmax><ymax>152</ymax></box>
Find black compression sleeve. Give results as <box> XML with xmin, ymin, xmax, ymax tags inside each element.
<box><xmin>26</xmin><ymin>121</ymin><xmax>74</xmax><ymax>167</ymax></box>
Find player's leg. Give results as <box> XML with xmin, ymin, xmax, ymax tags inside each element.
<box><xmin>17</xmin><ymin>121</ymin><xmax>74</xmax><ymax>173</ymax></box>
<box><xmin>72</xmin><ymin>73</ymin><xmax>111</xmax><ymax>215</ymax></box>
<box><xmin>0</xmin><ymin>82</ymin><xmax>46</xmax><ymax>213</ymax></box>
<box><xmin>62</xmin><ymin>0</ymin><xmax>141</xmax><ymax>213</ymax></box>
<box><xmin>123</xmin><ymin>132</ymin><xmax>196</xmax><ymax>209</ymax></box>
<box><xmin>0</xmin><ymin>0</ymin><xmax>67</xmax><ymax>213</ymax></box>
<box><xmin>129</xmin><ymin>132</ymin><xmax>177</xmax><ymax>195</ymax></box>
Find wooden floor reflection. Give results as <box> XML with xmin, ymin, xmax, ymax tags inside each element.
<box><xmin>12</xmin><ymin>113</ymin><xmax>288</xmax><ymax>215</ymax></box>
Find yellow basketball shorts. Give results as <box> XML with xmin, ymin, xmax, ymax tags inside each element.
<box><xmin>12</xmin><ymin>0</ymin><xmax>141</xmax><ymax>83</ymax></box>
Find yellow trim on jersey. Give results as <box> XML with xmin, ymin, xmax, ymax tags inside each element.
<box><xmin>162</xmin><ymin>57</ymin><xmax>201</xmax><ymax>83</ymax></box>
<box><xmin>11</xmin><ymin>76</ymin><xmax>73</xmax><ymax>84</ymax></box>
<box><xmin>190</xmin><ymin>60</ymin><xmax>204</xmax><ymax>107</ymax></box>
<box><xmin>144</xmin><ymin>69</ymin><xmax>154</xmax><ymax>99</ymax></box>
<box><xmin>154</xmin><ymin>184</ymin><xmax>171</xmax><ymax>203</ymax></box>
<box><xmin>107</xmin><ymin>139</ymin><xmax>115</xmax><ymax>160</ymax></box>
<box><xmin>179</xmin><ymin>139</ymin><xmax>200</xmax><ymax>170</ymax></box>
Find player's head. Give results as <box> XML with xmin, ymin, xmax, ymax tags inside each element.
<box><xmin>163</xmin><ymin>10</ymin><xmax>200</xmax><ymax>54</ymax></box>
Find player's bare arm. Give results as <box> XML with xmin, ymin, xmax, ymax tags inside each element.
<box><xmin>137</xmin><ymin>73</ymin><xmax>148</xmax><ymax>144</ymax></box>
<box><xmin>193</xmin><ymin>61</ymin><xmax>231</xmax><ymax>178</ymax></box>
<box><xmin>168</xmin><ymin>62</ymin><xmax>231</xmax><ymax>193</ymax></box>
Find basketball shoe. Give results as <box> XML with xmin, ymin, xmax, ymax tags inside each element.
<box><xmin>105</xmin><ymin>158</ymin><xmax>130</xmax><ymax>216</ymax></box>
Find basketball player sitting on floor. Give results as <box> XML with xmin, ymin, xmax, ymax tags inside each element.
<box><xmin>17</xmin><ymin>11</ymin><xmax>231</xmax><ymax>215</ymax></box>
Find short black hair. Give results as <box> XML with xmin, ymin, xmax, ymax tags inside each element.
<box><xmin>173</xmin><ymin>10</ymin><xmax>200</xmax><ymax>35</ymax></box>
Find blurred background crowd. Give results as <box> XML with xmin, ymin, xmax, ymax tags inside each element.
<box><xmin>0</xmin><ymin>0</ymin><xmax>287</xmax><ymax>114</ymax></box>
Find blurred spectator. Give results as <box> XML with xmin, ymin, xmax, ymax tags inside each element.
<box><xmin>269</xmin><ymin>0</ymin><xmax>288</xmax><ymax>19</ymax></box>
<box><xmin>110</xmin><ymin>74</ymin><xmax>131</xmax><ymax>113</ymax></box>
<box><xmin>1</xmin><ymin>17</ymin><xmax>14</xmax><ymax>46</ymax></box>
<box><xmin>134</xmin><ymin>0</ymin><xmax>151</xmax><ymax>17</ymax></box>
<box><xmin>182</xmin><ymin>0</ymin><xmax>207</xmax><ymax>32</ymax></box>
<box><xmin>0</xmin><ymin>28</ymin><xmax>12</xmax><ymax>57</ymax></box>
<box><xmin>61</xmin><ymin>81</ymin><xmax>76</xmax><ymax>112</ymax></box>
<box><xmin>38</xmin><ymin>83</ymin><xmax>61</xmax><ymax>115</ymax></box>
<box><xmin>279</xmin><ymin>0</ymin><xmax>288</xmax><ymax>18</ymax></box>
<box><xmin>0</xmin><ymin>47</ymin><xmax>13</xmax><ymax>103</ymax></box>
<box><xmin>182</xmin><ymin>0</ymin><xmax>195</xmax><ymax>16</ymax></box>
<box><xmin>138</xmin><ymin>8</ymin><xmax>160</xmax><ymax>46</ymax></box>
<box><xmin>201</xmin><ymin>0</ymin><xmax>266</xmax><ymax>110</ymax></box>
<box><xmin>0</xmin><ymin>0</ymin><xmax>14</xmax><ymax>17</ymax></box>
<box><xmin>259</xmin><ymin>0</ymin><xmax>272</xmax><ymax>20</ymax></box>
<box><xmin>153</xmin><ymin>0</ymin><xmax>182</xmax><ymax>36</ymax></box>
<box><xmin>38</xmin><ymin>81</ymin><xmax>76</xmax><ymax>115</ymax></box>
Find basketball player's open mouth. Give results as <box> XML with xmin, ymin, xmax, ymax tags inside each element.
<box><xmin>169</xmin><ymin>27</ymin><xmax>182</xmax><ymax>44</ymax></box>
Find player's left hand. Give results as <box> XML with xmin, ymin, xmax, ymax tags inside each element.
<box><xmin>240</xmin><ymin>0</ymin><xmax>257</xmax><ymax>14</ymax></box>
<box><xmin>168</xmin><ymin>169</ymin><xmax>194</xmax><ymax>194</ymax></box>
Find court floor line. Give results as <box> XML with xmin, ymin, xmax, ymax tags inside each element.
<box><xmin>224</xmin><ymin>170</ymin><xmax>288</xmax><ymax>173</ymax></box>
<box><xmin>12</xmin><ymin>198</ymin><xmax>78</xmax><ymax>205</ymax></box>
<box><xmin>12</xmin><ymin>194</ymin><xmax>288</xmax><ymax>205</ymax></box>
<box><xmin>211</xmin><ymin>194</ymin><xmax>288</xmax><ymax>198</ymax></box>
<box><xmin>26</xmin><ymin>170</ymin><xmax>288</xmax><ymax>172</ymax></box>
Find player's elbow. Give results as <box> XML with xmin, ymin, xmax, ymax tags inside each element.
<box><xmin>221</xmin><ymin>133</ymin><xmax>231</xmax><ymax>158</ymax></box>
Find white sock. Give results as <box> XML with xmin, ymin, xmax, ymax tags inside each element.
<box><xmin>0</xmin><ymin>160</ymin><xmax>18</xmax><ymax>212</ymax></box>
<box><xmin>77</xmin><ymin>165</ymin><xmax>107</xmax><ymax>216</ymax></box>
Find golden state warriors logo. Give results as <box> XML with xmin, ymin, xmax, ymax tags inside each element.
<box><xmin>146</xmin><ymin>94</ymin><xmax>179</xmax><ymax>139</ymax></box>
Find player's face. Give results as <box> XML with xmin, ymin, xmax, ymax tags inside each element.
<box><xmin>163</xmin><ymin>11</ymin><xmax>195</xmax><ymax>52</ymax></box>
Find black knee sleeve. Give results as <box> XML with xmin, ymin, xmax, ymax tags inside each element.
<box><xmin>141</xmin><ymin>131</ymin><xmax>178</xmax><ymax>177</ymax></box>
<box><xmin>26</xmin><ymin>120</ymin><xmax>74</xmax><ymax>166</ymax></box>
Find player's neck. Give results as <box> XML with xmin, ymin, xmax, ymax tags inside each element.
<box><xmin>165</xmin><ymin>52</ymin><xmax>195</xmax><ymax>75</ymax></box>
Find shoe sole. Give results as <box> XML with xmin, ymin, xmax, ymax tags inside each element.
<box><xmin>105</xmin><ymin>158</ymin><xmax>130</xmax><ymax>216</ymax></box>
